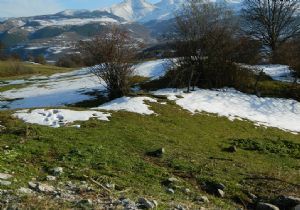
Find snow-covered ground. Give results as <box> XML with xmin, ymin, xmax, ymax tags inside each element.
<box><xmin>94</xmin><ymin>96</ymin><xmax>157</xmax><ymax>115</ymax></box>
<box><xmin>2</xmin><ymin>59</ymin><xmax>300</xmax><ymax>133</ymax></box>
<box><xmin>0</xmin><ymin>59</ymin><xmax>169</xmax><ymax>110</ymax></box>
<box><xmin>153</xmin><ymin>88</ymin><xmax>300</xmax><ymax>133</ymax></box>
<box><xmin>134</xmin><ymin>59</ymin><xmax>171</xmax><ymax>79</ymax></box>
<box><xmin>247</xmin><ymin>64</ymin><xmax>299</xmax><ymax>84</ymax></box>
<box><xmin>14</xmin><ymin>109</ymin><xmax>110</xmax><ymax>128</ymax></box>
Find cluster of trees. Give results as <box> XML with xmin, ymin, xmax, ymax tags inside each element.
<box><xmin>168</xmin><ymin>0</ymin><xmax>300</xmax><ymax>92</ymax></box>
<box><xmin>76</xmin><ymin>0</ymin><xmax>299</xmax><ymax>99</ymax></box>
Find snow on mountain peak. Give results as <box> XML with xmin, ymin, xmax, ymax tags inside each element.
<box><xmin>107</xmin><ymin>0</ymin><xmax>156</xmax><ymax>22</ymax></box>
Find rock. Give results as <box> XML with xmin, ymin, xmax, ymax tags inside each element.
<box><xmin>167</xmin><ymin>188</ymin><xmax>175</xmax><ymax>194</ymax></box>
<box><xmin>138</xmin><ymin>198</ymin><xmax>156</xmax><ymax>209</ymax></box>
<box><xmin>294</xmin><ymin>204</ymin><xmax>300</xmax><ymax>210</ymax></box>
<box><xmin>0</xmin><ymin>173</ymin><xmax>12</xmax><ymax>180</ymax></box>
<box><xmin>175</xmin><ymin>204</ymin><xmax>187</xmax><ymax>210</ymax></box>
<box><xmin>36</xmin><ymin>183</ymin><xmax>55</xmax><ymax>193</ymax></box>
<box><xmin>18</xmin><ymin>187</ymin><xmax>33</xmax><ymax>194</ymax></box>
<box><xmin>227</xmin><ymin>146</ymin><xmax>237</xmax><ymax>153</ymax></box>
<box><xmin>147</xmin><ymin>148</ymin><xmax>165</xmax><ymax>157</ymax></box>
<box><xmin>0</xmin><ymin>180</ymin><xmax>11</xmax><ymax>186</ymax></box>
<box><xmin>248</xmin><ymin>192</ymin><xmax>258</xmax><ymax>201</ymax></box>
<box><xmin>105</xmin><ymin>183</ymin><xmax>115</xmax><ymax>190</ymax></box>
<box><xmin>46</xmin><ymin>176</ymin><xmax>56</xmax><ymax>181</ymax></box>
<box><xmin>77</xmin><ymin>199</ymin><xmax>93</xmax><ymax>207</ymax></box>
<box><xmin>183</xmin><ymin>188</ymin><xmax>191</xmax><ymax>194</ymax></box>
<box><xmin>195</xmin><ymin>196</ymin><xmax>209</xmax><ymax>203</ymax></box>
<box><xmin>274</xmin><ymin>195</ymin><xmax>300</xmax><ymax>209</ymax></box>
<box><xmin>162</xmin><ymin>177</ymin><xmax>179</xmax><ymax>186</ymax></box>
<box><xmin>28</xmin><ymin>181</ymin><xmax>37</xmax><ymax>189</ymax></box>
<box><xmin>50</xmin><ymin>167</ymin><xmax>63</xmax><ymax>176</ymax></box>
<box><xmin>256</xmin><ymin>202</ymin><xmax>279</xmax><ymax>210</ymax></box>
<box><xmin>217</xmin><ymin>189</ymin><xmax>225</xmax><ymax>198</ymax></box>
<box><xmin>216</xmin><ymin>183</ymin><xmax>226</xmax><ymax>190</ymax></box>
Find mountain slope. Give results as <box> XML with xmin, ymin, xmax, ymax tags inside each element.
<box><xmin>106</xmin><ymin>0</ymin><xmax>156</xmax><ymax>22</ymax></box>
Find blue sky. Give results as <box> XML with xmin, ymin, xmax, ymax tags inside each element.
<box><xmin>0</xmin><ymin>0</ymin><xmax>160</xmax><ymax>17</ymax></box>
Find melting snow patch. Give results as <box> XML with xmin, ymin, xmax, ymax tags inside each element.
<box><xmin>134</xmin><ymin>59</ymin><xmax>171</xmax><ymax>80</ymax></box>
<box><xmin>14</xmin><ymin>109</ymin><xmax>110</xmax><ymax>128</ymax></box>
<box><xmin>153</xmin><ymin>88</ymin><xmax>300</xmax><ymax>133</ymax></box>
<box><xmin>95</xmin><ymin>97</ymin><xmax>157</xmax><ymax>115</ymax></box>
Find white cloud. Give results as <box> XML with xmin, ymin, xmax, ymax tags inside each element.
<box><xmin>0</xmin><ymin>0</ymin><xmax>63</xmax><ymax>17</ymax></box>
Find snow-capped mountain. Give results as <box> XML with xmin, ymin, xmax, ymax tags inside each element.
<box><xmin>106</xmin><ymin>0</ymin><xmax>157</xmax><ymax>22</ymax></box>
<box><xmin>106</xmin><ymin>0</ymin><xmax>185</xmax><ymax>22</ymax></box>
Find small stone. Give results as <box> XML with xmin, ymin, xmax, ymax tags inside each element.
<box><xmin>175</xmin><ymin>204</ymin><xmax>187</xmax><ymax>210</ymax></box>
<box><xmin>138</xmin><ymin>198</ymin><xmax>155</xmax><ymax>209</ymax></box>
<box><xmin>216</xmin><ymin>183</ymin><xmax>226</xmax><ymax>190</ymax></box>
<box><xmin>217</xmin><ymin>189</ymin><xmax>225</xmax><ymax>198</ymax></box>
<box><xmin>147</xmin><ymin>148</ymin><xmax>165</xmax><ymax>157</ymax></box>
<box><xmin>105</xmin><ymin>183</ymin><xmax>115</xmax><ymax>189</ymax></box>
<box><xmin>50</xmin><ymin>167</ymin><xmax>63</xmax><ymax>176</ymax></box>
<box><xmin>0</xmin><ymin>180</ymin><xmax>11</xmax><ymax>186</ymax></box>
<box><xmin>18</xmin><ymin>187</ymin><xmax>33</xmax><ymax>194</ymax></box>
<box><xmin>37</xmin><ymin>183</ymin><xmax>55</xmax><ymax>193</ymax></box>
<box><xmin>46</xmin><ymin>176</ymin><xmax>56</xmax><ymax>181</ymax></box>
<box><xmin>77</xmin><ymin>199</ymin><xmax>93</xmax><ymax>206</ymax></box>
<box><xmin>227</xmin><ymin>146</ymin><xmax>237</xmax><ymax>153</ymax></box>
<box><xmin>274</xmin><ymin>195</ymin><xmax>300</xmax><ymax>209</ymax></box>
<box><xmin>168</xmin><ymin>177</ymin><xmax>179</xmax><ymax>183</ymax></box>
<box><xmin>248</xmin><ymin>192</ymin><xmax>257</xmax><ymax>200</ymax></box>
<box><xmin>256</xmin><ymin>202</ymin><xmax>279</xmax><ymax>210</ymax></box>
<box><xmin>195</xmin><ymin>196</ymin><xmax>209</xmax><ymax>203</ymax></box>
<box><xmin>28</xmin><ymin>181</ymin><xmax>37</xmax><ymax>189</ymax></box>
<box><xmin>183</xmin><ymin>188</ymin><xmax>191</xmax><ymax>194</ymax></box>
<box><xmin>167</xmin><ymin>188</ymin><xmax>175</xmax><ymax>194</ymax></box>
<box><xmin>0</xmin><ymin>173</ymin><xmax>12</xmax><ymax>180</ymax></box>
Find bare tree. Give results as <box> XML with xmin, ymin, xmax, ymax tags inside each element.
<box><xmin>173</xmin><ymin>0</ymin><xmax>239</xmax><ymax>91</ymax></box>
<box><xmin>242</xmin><ymin>0</ymin><xmax>300</xmax><ymax>60</ymax></box>
<box><xmin>79</xmin><ymin>26</ymin><xmax>138</xmax><ymax>99</ymax></box>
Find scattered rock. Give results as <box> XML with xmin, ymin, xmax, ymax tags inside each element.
<box><xmin>274</xmin><ymin>195</ymin><xmax>300</xmax><ymax>209</ymax></box>
<box><xmin>105</xmin><ymin>183</ymin><xmax>115</xmax><ymax>190</ymax></box>
<box><xmin>166</xmin><ymin>188</ymin><xmax>175</xmax><ymax>194</ymax></box>
<box><xmin>256</xmin><ymin>202</ymin><xmax>279</xmax><ymax>210</ymax></box>
<box><xmin>18</xmin><ymin>187</ymin><xmax>33</xmax><ymax>194</ymax></box>
<box><xmin>175</xmin><ymin>204</ymin><xmax>187</xmax><ymax>210</ymax></box>
<box><xmin>28</xmin><ymin>181</ymin><xmax>37</xmax><ymax>189</ymax></box>
<box><xmin>36</xmin><ymin>183</ymin><xmax>55</xmax><ymax>193</ymax></box>
<box><xmin>137</xmin><ymin>198</ymin><xmax>157</xmax><ymax>209</ymax></box>
<box><xmin>162</xmin><ymin>177</ymin><xmax>179</xmax><ymax>186</ymax></box>
<box><xmin>77</xmin><ymin>199</ymin><xmax>93</xmax><ymax>207</ymax></box>
<box><xmin>217</xmin><ymin>189</ymin><xmax>225</xmax><ymax>198</ymax></box>
<box><xmin>50</xmin><ymin>167</ymin><xmax>63</xmax><ymax>176</ymax></box>
<box><xmin>46</xmin><ymin>175</ymin><xmax>57</xmax><ymax>181</ymax></box>
<box><xmin>195</xmin><ymin>196</ymin><xmax>209</xmax><ymax>203</ymax></box>
<box><xmin>247</xmin><ymin>192</ymin><xmax>258</xmax><ymax>201</ymax></box>
<box><xmin>0</xmin><ymin>180</ymin><xmax>11</xmax><ymax>186</ymax></box>
<box><xmin>183</xmin><ymin>188</ymin><xmax>191</xmax><ymax>194</ymax></box>
<box><xmin>215</xmin><ymin>183</ymin><xmax>226</xmax><ymax>190</ymax></box>
<box><xmin>0</xmin><ymin>173</ymin><xmax>12</xmax><ymax>180</ymax></box>
<box><xmin>226</xmin><ymin>146</ymin><xmax>237</xmax><ymax>153</ymax></box>
<box><xmin>147</xmin><ymin>148</ymin><xmax>165</xmax><ymax>158</ymax></box>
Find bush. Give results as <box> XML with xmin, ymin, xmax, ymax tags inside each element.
<box><xmin>34</xmin><ymin>55</ymin><xmax>46</xmax><ymax>65</ymax></box>
<box><xmin>56</xmin><ymin>54</ymin><xmax>84</xmax><ymax>68</ymax></box>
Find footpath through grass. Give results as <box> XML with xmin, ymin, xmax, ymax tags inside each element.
<box><xmin>0</xmin><ymin>101</ymin><xmax>299</xmax><ymax>209</ymax></box>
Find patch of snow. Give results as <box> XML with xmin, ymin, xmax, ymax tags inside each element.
<box><xmin>153</xmin><ymin>88</ymin><xmax>300</xmax><ymax>133</ymax></box>
<box><xmin>95</xmin><ymin>96</ymin><xmax>157</xmax><ymax>115</ymax></box>
<box><xmin>244</xmin><ymin>64</ymin><xmax>299</xmax><ymax>84</ymax></box>
<box><xmin>0</xmin><ymin>68</ymin><xmax>103</xmax><ymax>109</ymax></box>
<box><xmin>134</xmin><ymin>59</ymin><xmax>171</xmax><ymax>79</ymax></box>
<box><xmin>14</xmin><ymin>109</ymin><xmax>110</xmax><ymax>128</ymax></box>
<box><xmin>35</xmin><ymin>17</ymin><xmax>120</xmax><ymax>27</ymax></box>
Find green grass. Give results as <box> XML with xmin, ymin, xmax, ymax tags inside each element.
<box><xmin>0</xmin><ymin>60</ymin><xmax>74</xmax><ymax>80</ymax></box>
<box><xmin>0</xmin><ymin>102</ymin><xmax>299</xmax><ymax>209</ymax></box>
